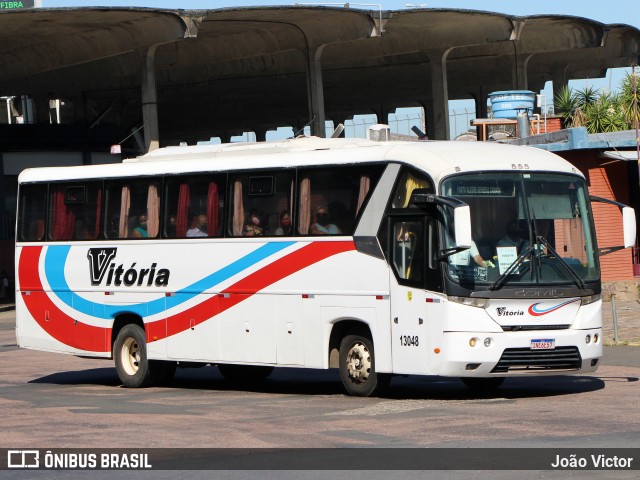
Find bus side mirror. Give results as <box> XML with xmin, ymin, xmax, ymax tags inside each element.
<box><xmin>409</xmin><ymin>191</ymin><xmax>471</xmax><ymax>249</ymax></box>
<box><xmin>453</xmin><ymin>204</ymin><xmax>472</xmax><ymax>249</ymax></box>
<box><xmin>590</xmin><ymin>196</ymin><xmax>637</xmax><ymax>255</ymax></box>
<box><xmin>623</xmin><ymin>207</ymin><xmax>636</xmax><ymax>248</ymax></box>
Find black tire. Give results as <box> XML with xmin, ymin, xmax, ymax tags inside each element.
<box><xmin>113</xmin><ymin>324</ymin><xmax>156</xmax><ymax>388</ymax></box>
<box><xmin>461</xmin><ymin>377</ymin><xmax>505</xmax><ymax>390</ymax></box>
<box><xmin>218</xmin><ymin>364</ymin><xmax>274</xmax><ymax>384</ymax></box>
<box><xmin>339</xmin><ymin>330</ymin><xmax>390</xmax><ymax>397</ymax></box>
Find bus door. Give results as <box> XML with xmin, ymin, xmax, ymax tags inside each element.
<box><xmin>387</xmin><ymin>215</ymin><xmax>444</xmax><ymax>375</ymax></box>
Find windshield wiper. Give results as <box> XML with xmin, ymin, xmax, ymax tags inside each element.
<box><xmin>536</xmin><ymin>235</ymin><xmax>585</xmax><ymax>290</ymax></box>
<box><xmin>489</xmin><ymin>244</ymin><xmax>534</xmax><ymax>291</ymax></box>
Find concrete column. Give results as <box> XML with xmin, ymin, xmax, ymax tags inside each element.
<box><xmin>142</xmin><ymin>45</ymin><xmax>160</xmax><ymax>152</ymax></box>
<box><xmin>511</xmin><ymin>51</ymin><xmax>534</xmax><ymax>90</ymax></box>
<box><xmin>255</xmin><ymin>130</ymin><xmax>267</xmax><ymax>142</ymax></box>
<box><xmin>427</xmin><ymin>48</ymin><xmax>453</xmax><ymax>140</ymax></box>
<box><xmin>31</xmin><ymin>95</ymin><xmax>50</xmax><ymax>124</ymax></box>
<box><xmin>305</xmin><ymin>44</ymin><xmax>327</xmax><ymax>138</ymax></box>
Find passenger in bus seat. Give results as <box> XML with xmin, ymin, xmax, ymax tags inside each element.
<box><xmin>310</xmin><ymin>205</ymin><xmax>341</xmax><ymax>235</ymax></box>
<box><xmin>187</xmin><ymin>214</ymin><xmax>208</xmax><ymax>237</ymax></box>
<box><xmin>274</xmin><ymin>210</ymin><xmax>292</xmax><ymax>236</ymax></box>
<box><xmin>243</xmin><ymin>209</ymin><xmax>265</xmax><ymax>236</ymax></box>
<box><xmin>131</xmin><ymin>215</ymin><xmax>149</xmax><ymax>238</ymax></box>
<box><xmin>166</xmin><ymin>214</ymin><xmax>177</xmax><ymax>238</ymax></box>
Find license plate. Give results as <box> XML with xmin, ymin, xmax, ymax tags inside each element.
<box><xmin>531</xmin><ymin>339</ymin><xmax>556</xmax><ymax>350</ymax></box>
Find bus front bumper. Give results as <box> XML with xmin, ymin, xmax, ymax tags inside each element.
<box><xmin>437</xmin><ymin>328</ymin><xmax>603</xmax><ymax>377</ymax></box>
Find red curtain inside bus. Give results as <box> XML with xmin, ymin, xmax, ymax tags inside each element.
<box><xmin>50</xmin><ymin>189</ymin><xmax>75</xmax><ymax>241</ymax></box>
<box><xmin>177</xmin><ymin>183</ymin><xmax>190</xmax><ymax>237</ymax></box>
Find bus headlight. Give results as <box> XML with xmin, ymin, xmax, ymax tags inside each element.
<box><xmin>469</xmin><ymin>337</ymin><xmax>478</xmax><ymax>347</ymax></box>
<box><xmin>581</xmin><ymin>294</ymin><xmax>600</xmax><ymax>306</ymax></box>
<box><xmin>449</xmin><ymin>296</ymin><xmax>489</xmax><ymax>308</ymax></box>
<box><xmin>484</xmin><ymin>337</ymin><xmax>492</xmax><ymax>347</ymax></box>
<box><xmin>585</xmin><ymin>334</ymin><xmax>591</xmax><ymax>344</ymax></box>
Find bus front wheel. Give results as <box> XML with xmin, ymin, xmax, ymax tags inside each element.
<box><xmin>339</xmin><ymin>331</ymin><xmax>389</xmax><ymax>397</ymax></box>
<box><xmin>114</xmin><ymin>324</ymin><xmax>156</xmax><ymax>388</ymax></box>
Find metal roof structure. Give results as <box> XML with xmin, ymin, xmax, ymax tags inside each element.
<box><xmin>1</xmin><ymin>6</ymin><xmax>638</xmax><ymax>150</ymax></box>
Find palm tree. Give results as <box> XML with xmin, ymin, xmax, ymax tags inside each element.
<box><xmin>619</xmin><ymin>71</ymin><xmax>640</xmax><ymax>129</ymax></box>
<box><xmin>583</xmin><ymin>92</ymin><xmax>627</xmax><ymax>133</ymax></box>
<box><xmin>554</xmin><ymin>86</ymin><xmax>580</xmax><ymax>127</ymax></box>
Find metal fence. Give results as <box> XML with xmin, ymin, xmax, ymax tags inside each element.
<box><xmin>341</xmin><ymin>109</ymin><xmax>476</xmax><ymax>140</ymax></box>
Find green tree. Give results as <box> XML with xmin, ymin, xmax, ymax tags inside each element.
<box><xmin>619</xmin><ymin>71</ymin><xmax>640</xmax><ymax>129</ymax></box>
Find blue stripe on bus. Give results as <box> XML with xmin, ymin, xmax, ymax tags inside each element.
<box><xmin>43</xmin><ymin>242</ymin><xmax>296</xmax><ymax>319</ymax></box>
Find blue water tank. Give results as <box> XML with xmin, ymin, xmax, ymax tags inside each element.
<box><xmin>489</xmin><ymin>90</ymin><xmax>535</xmax><ymax>119</ymax></box>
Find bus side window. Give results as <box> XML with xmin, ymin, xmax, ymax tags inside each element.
<box><xmin>390</xmin><ymin>219</ymin><xmax>424</xmax><ymax>286</ymax></box>
<box><xmin>229</xmin><ymin>172</ymin><xmax>293</xmax><ymax>237</ymax></box>
<box><xmin>18</xmin><ymin>184</ymin><xmax>47</xmax><ymax>242</ymax></box>
<box><xmin>105</xmin><ymin>180</ymin><xmax>160</xmax><ymax>239</ymax></box>
<box><xmin>164</xmin><ymin>175</ymin><xmax>224</xmax><ymax>239</ymax></box>
<box><xmin>297</xmin><ymin>165</ymin><xmax>383</xmax><ymax>235</ymax></box>
<box><xmin>391</xmin><ymin>170</ymin><xmax>433</xmax><ymax>208</ymax></box>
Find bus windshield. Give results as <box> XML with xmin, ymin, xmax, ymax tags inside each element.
<box><xmin>441</xmin><ymin>172</ymin><xmax>599</xmax><ymax>289</ymax></box>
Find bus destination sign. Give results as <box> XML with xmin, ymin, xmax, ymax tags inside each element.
<box><xmin>452</xmin><ymin>180</ymin><xmax>515</xmax><ymax>197</ymax></box>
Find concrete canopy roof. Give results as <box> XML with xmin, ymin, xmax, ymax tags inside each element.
<box><xmin>0</xmin><ymin>6</ymin><xmax>638</xmax><ymax>147</ymax></box>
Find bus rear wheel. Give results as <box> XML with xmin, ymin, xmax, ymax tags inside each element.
<box><xmin>460</xmin><ymin>377</ymin><xmax>505</xmax><ymax>390</ymax></box>
<box><xmin>114</xmin><ymin>324</ymin><xmax>156</xmax><ymax>388</ymax></box>
<box><xmin>339</xmin><ymin>331</ymin><xmax>389</xmax><ymax>397</ymax></box>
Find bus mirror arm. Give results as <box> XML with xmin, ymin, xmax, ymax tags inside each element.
<box><xmin>590</xmin><ymin>196</ymin><xmax>636</xmax><ymax>249</ymax></box>
<box><xmin>409</xmin><ymin>191</ymin><xmax>472</xmax><ymax>250</ymax></box>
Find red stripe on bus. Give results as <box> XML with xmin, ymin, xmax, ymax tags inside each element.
<box><xmin>18</xmin><ymin>246</ymin><xmax>109</xmax><ymax>352</ymax></box>
<box><xmin>19</xmin><ymin>241</ymin><xmax>355</xmax><ymax>352</ymax></box>
<box><xmin>149</xmin><ymin>241</ymin><xmax>355</xmax><ymax>338</ymax></box>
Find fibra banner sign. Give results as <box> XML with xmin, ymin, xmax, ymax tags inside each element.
<box><xmin>0</xmin><ymin>1</ymin><xmax>37</xmax><ymax>9</ymax></box>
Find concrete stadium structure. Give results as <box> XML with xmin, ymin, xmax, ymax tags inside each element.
<box><xmin>1</xmin><ymin>6</ymin><xmax>639</xmax><ymax>150</ymax></box>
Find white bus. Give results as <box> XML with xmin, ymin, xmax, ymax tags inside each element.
<box><xmin>15</xmin><ymin>137</ymin><xmax>636</xmax><ymax>396</ymax></box>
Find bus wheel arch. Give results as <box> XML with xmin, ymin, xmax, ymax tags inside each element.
<box><xmin>111</xmin><ymin>314</ymin><xmax>175</xmax><ymax>387</ymax></box>
<box><xmin>328</xmin><ymin>320</ymin><xmax>371</xmax><ymax>369</ymax></box>
<box><xmin>111</xmin><ymin>313</ymin><xmax>145</xmax><ymax>358</ymax></box>
<box><xmin>330</xmin><ymin>320</ymin><xmax>390</xmax><ymax>397</ymax></box>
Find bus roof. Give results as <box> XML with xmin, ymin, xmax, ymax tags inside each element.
<box><xmin>18</xmin><ymin>137</ymin><xmax>583</xmax><ymax>186</ymax></box>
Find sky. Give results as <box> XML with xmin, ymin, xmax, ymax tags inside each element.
<box><xmin>39</xmin><ymin>0</ymin><xmax>640</xmax><ymax>138</ymax></box>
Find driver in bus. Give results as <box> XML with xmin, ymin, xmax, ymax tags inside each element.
<box><xmin>449</xmin><ymin>240</ymin><xmax>494</xmax><ymax>268</ymax></box>
<box><xmin>497</xmin><ymin>219</ymin><xmax>530</xmax><ymax>254</ymax></box>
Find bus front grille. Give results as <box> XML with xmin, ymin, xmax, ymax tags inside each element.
<box><xmin>491</xmin><ymin>347</ymin><xmax>582</xmax><ymax>373</ymax></box>
<box><xmin>501</xmin><ymin>324</ymin><xmax>571</xmax><ymax>332</ymax></box>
